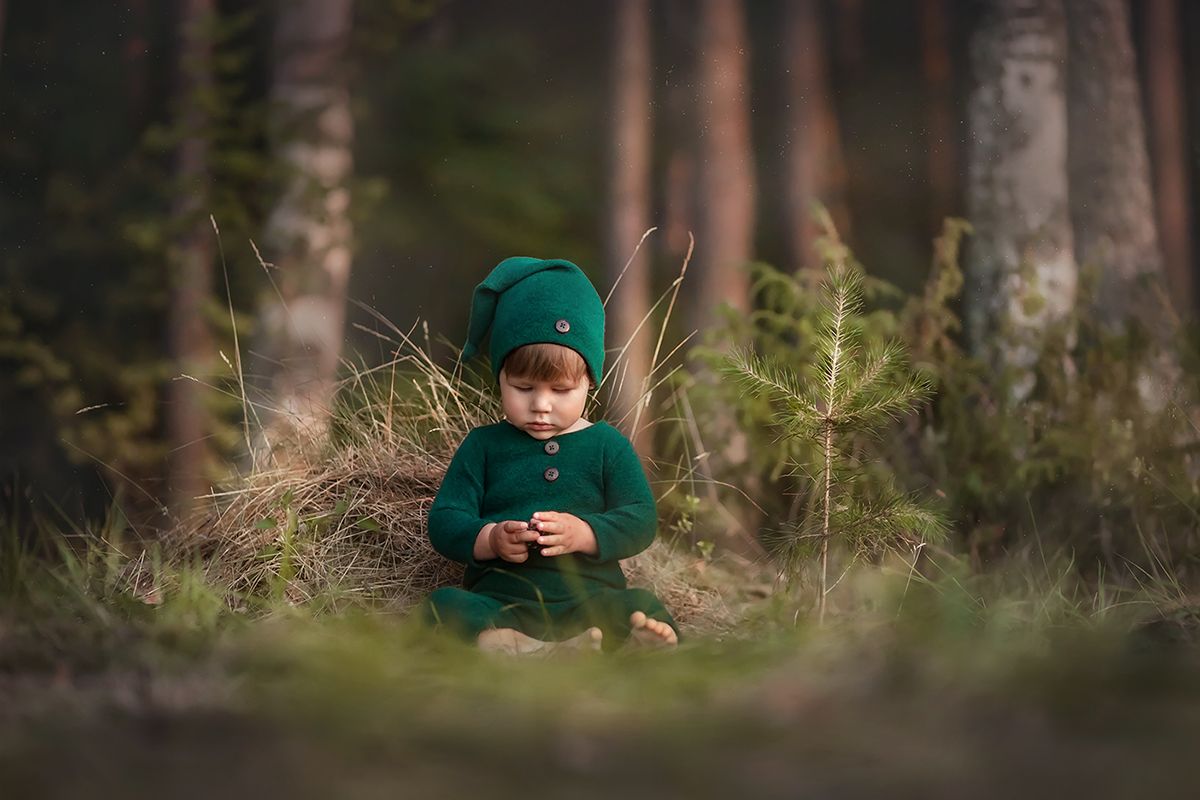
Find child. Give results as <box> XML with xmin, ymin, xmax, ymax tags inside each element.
<box><xmin>423</xmin><ymin>256</ymin><xmax>678</xmax><ymax>653</ymax></box>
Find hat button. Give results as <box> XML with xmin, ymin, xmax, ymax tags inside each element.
<box><xmin>544</xmin><ymin>440</ymin><xmax>559</xmax><ymax>455</ymax></box>
<box><xmin>555</xmin><ymin>319</ymin><xmax>570</xmax><ymax>334</ymax></box>
<box><xmin>544</xmin><ymin>466</ymin><xmax>559</xmax><ymax>481</ymax></box>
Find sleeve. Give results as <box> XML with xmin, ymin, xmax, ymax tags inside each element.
<box><xmin>577</xmin><ymin>429</ymin><xmax>658</xmax><ymax>562</ymax></box>
<box><xmin>427</xmin><ymin>430</ymin><xmax>490</xmax><ymax>567</ymax></box>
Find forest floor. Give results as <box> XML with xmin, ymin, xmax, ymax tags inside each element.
<box><xmin>3</xmin><ymin>585</ymin><xmax>1199</xmax><ymax>799</ymax></box>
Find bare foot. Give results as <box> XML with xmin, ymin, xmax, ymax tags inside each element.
<box><xmin>477</xmin><ymin>626</ymin><xmax>603</xmax><ymax>656</ymax></box>
<box><xmin>477</xmin><ymin>627</ymin><xmax>548</xmax><ymax>655</ymax></box>
<box><xmin>554</xmin><ymin>626</ymin><xmax>603</xmax><ymax>653</ymax></box>
<box><xmin>627</xmin><ymin>611</ymin><xmax>678</xmax><ymax>649</ymax></box>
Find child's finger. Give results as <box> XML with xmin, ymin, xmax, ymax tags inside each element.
<box><xmin>532</xmin><ymin>519</ymin><xmax>562</xmax><ymax>534</ymax></box>
<box><xmin>536</xmin><ymin>534</ymin><xmax>564</xmax><ymax>547</ymax></box>
<box><xmin>538</xmin><ymin>545</ymin><xmax>566</xmax><ymax>557</ymax></box>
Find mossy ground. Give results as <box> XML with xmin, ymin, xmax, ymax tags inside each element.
<box><xmin>3</xmin><ymin>548</ymin><xmax>1198</xmax><ymax>799</ymax></box>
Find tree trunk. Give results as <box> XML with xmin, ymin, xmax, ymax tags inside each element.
<box><xmin>690</xmin><ymin>0</ymin><xmax>763</xmax><ymax>558</ymax></box>
<box><xmin>0</xmin><ymin>0</ymin><xmax>7</xmax><ymax>75</ymax></box>
<box><xmin>1141</xmin><ymin>0</ymin><xmax>1193</xmax><ymax>317</ymax></box>
<box><xmin>1065</xmin><ymin>0</ymin><xmax>1168</xmax><ymax>333</ymax></box>
<box><xmin>690</xmin><ymin>0</ymin><xmax>755</xmax><ymax>334</ymax></box>
<box><xmin>166</xmin><ymin>0</ymin><xmax>215</xmax><ymax>518</ymax></box>
<box><xmin>921</xmin><ymin>0</ymin><xmax>959</xmax><ymax>233</ymax></box>
<box><xmin>603</xmin><ymin>0</ymin><xmax>654</xmax><ymax>456</ymax></box>
<box><xmin>835</xmin><ymin>0</ymin><xmax>865</xmax><ymax>79</ymax></box>
<box><xmin>965</xmin><ymin>0</ymin><xmax>1075</xmax><ymax>400</ymax></box>
<box><xmin>781</xmin><ymin>0</ymin><xmax>849</xmax><ymax>270</ymax></box>
<box><xmin>256</xmin><ymin>0</ymin><xmax>355</xmax><ymax>458</ymax></box>
<box><xmin>661</xmin><ymin>0</ymin><xmax>697</xmax><ymax>262</ymax></box>
<box><xmin>123</xmin><ymin>0</ymin><xmax>150</xmax><ymax>127</ymax></box>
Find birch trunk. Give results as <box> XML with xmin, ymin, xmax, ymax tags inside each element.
<box><xmin>782</xmin><ymin>0</ymin><xmax>849</xmax><ymax>270</ymax></box>
<box><xmin>166</xmin><ymin>0</ymin><xmax>215</xmax><ymax>518</ymax></box>
<box><xmin>965</xmin><ymin>0</ymin><xmax>1074</xmax><ymax>400</ymax></box>
<box><xmin>1141</xmin><ymin>0</ymin><xmax>1193</xmax><ymax>317</ymax></box>
<box><xmin>1065</xmin><ymin>0</ymin><xmax>1167</xmax><ymax>332</ymax></box>
<box><xmin>603</xmin><ymin>0</ymin><xmax>654</xmax><ymax>456</ymax></box>
<box><xmin>690</xmin><ymin>0</ymin><xmax>755</xmax><ymax>334</ymax></box>
<box><xmin>256</xmin><ymin>0</ymin><xmax>355</xmax><ymax>457</ymax></box>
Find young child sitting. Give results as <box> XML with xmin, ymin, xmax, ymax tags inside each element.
<box><xmin>423</xmin><ymin>256</ymin><xmax>678</xmax><ymax>653</ymax></box>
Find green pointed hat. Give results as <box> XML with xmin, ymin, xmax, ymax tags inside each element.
<box><xmin>462</xmin><ymin>256</ymin><xmax>605</xmax><ymax>383</ymax></box>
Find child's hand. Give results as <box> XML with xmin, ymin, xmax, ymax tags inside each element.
<box><xmin>489</xmin><ymin>520</ymin><xmax>540</xmax><ymax>563</ymax></box>
<box><xmin>529</xmin><ymin>512</ymin><xmax>598</xmax><ymax>557</ymax></box>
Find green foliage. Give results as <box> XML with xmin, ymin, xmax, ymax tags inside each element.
<box><xmin>678</xmin><ymin>243</ymin><xmax>913</xmax><ymax>535</ymax></box>
<box><xmin>725</xmin><ymin>223</ymin><xmax>947</xmax><ymax>594</ymax></box>
<box><xmin>687</xmin><ymin>215</ymin><xmax>1200</xmax><ymax>592</ymax></box>
<box><xmin>0</xmin><ymin>5</ymin><xmax>270</xmax><ymax>519</ymax></box>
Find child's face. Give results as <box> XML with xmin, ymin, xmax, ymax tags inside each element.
<box><xmin>499</xmin><ymin>367</ymin><xmax>589</xmax><ymax>439</ymax></box>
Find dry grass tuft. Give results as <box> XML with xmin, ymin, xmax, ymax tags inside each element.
<box><xmin>623</xmin><ymin>543</ymin><xmax>740</xmax><ymax>634</ymax></box>
<box><xmin>173</xmin><ymin>442</ymin><xmax>462</xmax><ymax>611</ymax></box>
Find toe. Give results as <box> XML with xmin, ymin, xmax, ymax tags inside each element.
<box><xmin>649</xmin><ymin>619</ymin><xmax>677</xmax><ymax>643</ymax></box>
<box><xmin>630</xmin><ymin>611</ymin><xmax>648</xmax><ymax>629</ymax></box>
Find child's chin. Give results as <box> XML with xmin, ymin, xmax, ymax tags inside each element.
<box><xmin>523</xmin><ymin>425</ymin><xmax>557</xmax><ymax>438</ymax></box>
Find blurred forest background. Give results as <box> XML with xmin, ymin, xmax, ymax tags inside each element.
<box><xmin>2</xmin><ymin>0</ymin><xmax>1199</xmax><ymax>586</ymax></box>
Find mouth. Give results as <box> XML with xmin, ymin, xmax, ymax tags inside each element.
<box><xmin>527</xmin><ymin>422</ymin><xmax>554</xmax><ymax>430</ymax></box>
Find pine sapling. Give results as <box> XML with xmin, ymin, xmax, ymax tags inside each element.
<box><xmin>727</xmin><ymin>217</ymin><xmax>947</xmax><ymax>623</ymax></box>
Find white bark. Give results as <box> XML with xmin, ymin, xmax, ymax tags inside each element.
<box><xmin>256</xmin><ymin>0</ymin><xmax>355</xmax><ymax>455</ymax></box>
<box><xmin>1067</xmin><ymin>0</ymin><xmax>1179</xmax><ymax>410</ymax></box>
<box><xmin>1066</xmin><ymin>0</ymin><xmax>1167</xmax><ymax>332</ymax></box>
<box><xmin>966</xmin><ymin>0</ymin><xmax>1075</xmax><ymax>400</ymax></box>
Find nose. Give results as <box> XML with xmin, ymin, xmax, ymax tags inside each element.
<box><xmin>530</xmin><ymin>390</ymin><xmax>552</xmax><ymax>412</ymax></box>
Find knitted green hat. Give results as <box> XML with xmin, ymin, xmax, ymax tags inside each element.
<box><xmin>461</xmin><ymin>256</ymin><xmax>605</xmax><ymax>383</ymax></box>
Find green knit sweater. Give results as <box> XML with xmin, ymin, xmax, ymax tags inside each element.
<box><xmin>427</xmin><ymin>421</ymin><xmax>657</xmax><ymax>603</ymax></box>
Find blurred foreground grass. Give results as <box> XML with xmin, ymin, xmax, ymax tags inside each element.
<box><xmin>3</xmin><ymin>529</ymin><xmax>1199</xmax><ymax>799</ymax></box>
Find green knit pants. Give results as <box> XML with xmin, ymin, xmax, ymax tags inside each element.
<box><xmin>422</xmin><ymin>586</ymin><xmax>677</xmax><ymax>652</ymax></box>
